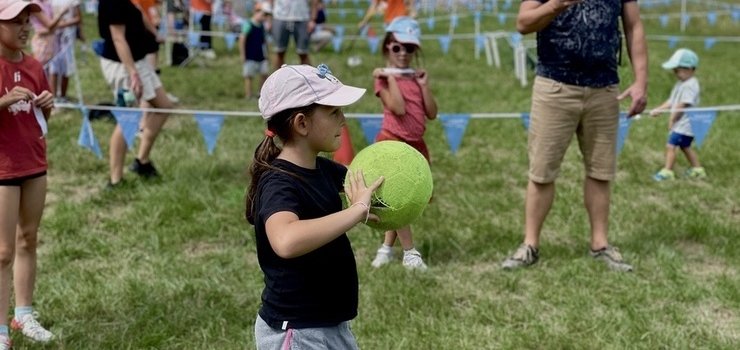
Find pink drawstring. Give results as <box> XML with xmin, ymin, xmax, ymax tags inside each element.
<box><xmin>281</xmin><ymin>328</ymin><xmax>293</xmax><ymax>350</ymax></box>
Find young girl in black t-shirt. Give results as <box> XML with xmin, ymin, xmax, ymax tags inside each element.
<box><xmin>245</xmin><ymin>64</ymin><xmax>382</xmax><ymax>349</ymax></box>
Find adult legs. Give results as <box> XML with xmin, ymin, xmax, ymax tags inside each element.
<box><xmin>584</xmin><ymin>177</ymin><xmax>610</xmax><ymax>250</ymax></box>
<box><xmin>137</xmin><ymin>86</ymin><xmax>174</xmax><ymax>164</ymax></box>
<box><xmin>523</xmin><ymin>180</ymin><xmax>555</xmax><ymax>248</ymax></box>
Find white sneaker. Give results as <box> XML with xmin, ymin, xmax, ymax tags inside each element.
<box><xmin>11</xmin><ymin>313</ymin><xmax>54</xmax><ymax>343</ymax></box>
<box><xmin>371</xmin><ymin>247</ymin><xmax>394</xmax><ymax>268</ymax></box>
<box><xmin>201</xmin><ymin>49</ymin><xmax>217</xmax><ymax>59</ymax></box>
<box><xmin>0</xmin><ymin>334</ymin><xmax>10</xmax><ymax>350</ymax></box>
<box><xmin>402</xmin><ymin>249</ymin><xmax>428</xmax><ymax>271</ymax></box>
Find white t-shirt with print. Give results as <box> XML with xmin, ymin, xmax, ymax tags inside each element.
<box><xmin>272</xmin><ymin>0</ymin><xmax>311</xmax><ymax>21</ymax></box>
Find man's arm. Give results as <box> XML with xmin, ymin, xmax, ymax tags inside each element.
<box><xmin>618</xmin><ymin>1</ymin><xmax>648</xmax><ymax>116</ymax></box>
<box><xmin>516</xmin><ymin>0</ymin><xmax>583</xmax><ymax>34</ymax></box>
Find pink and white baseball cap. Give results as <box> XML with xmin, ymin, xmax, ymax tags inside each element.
<box><xmin>0</xmin><ymin>0</ymin><xmax>40</xmax><ymax>20</ymax></box>
<box><xmin>259</xmin><ymin>64</ymin><xmax>366</xmax><ymax>120</ymax></box>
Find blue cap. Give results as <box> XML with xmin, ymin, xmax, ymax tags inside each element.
<box><xmin>385</xmin><ymin>16</ymin><xmax>421</xmax><ymax>46</ymax></box>
<box><xmin>662</xmin><ymin>48</ymin><xmax>699</xmax><ymax>69</ymax></box>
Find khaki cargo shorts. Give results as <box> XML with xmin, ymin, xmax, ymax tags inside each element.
<box><xmin>528</xmin><ymin>76</ymin><xmax>620</xmax><ymax>183</ymax></box>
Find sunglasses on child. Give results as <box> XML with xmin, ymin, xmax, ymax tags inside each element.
<box><xmin>388</xmin><ymin>43</ymin><xmax>417</xmax><ymax>54</ymax></box>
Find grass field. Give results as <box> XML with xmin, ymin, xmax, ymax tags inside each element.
<box><xmin>13</xmin><ymin>1</ymin><xmax>740</xmax><ymax>349</ymax></box>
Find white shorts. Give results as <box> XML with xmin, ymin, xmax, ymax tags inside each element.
<box><xmin>99</xmin><ymin>57</ymin><xmax>162</xmax><ymax>102</ymax></box>
<box><xmin>242</xmin><ymin>60</ymin><xmax>269</xmax><ymax>78</ymax></box>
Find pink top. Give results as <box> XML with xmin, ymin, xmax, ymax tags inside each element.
<box><xmin>30</xmin><ymin>0</ymin><xmax>53</xmax><ymax>33</ymax></box>
<box><xmin>374</xmin><ymin>76</ymin><xmax>427</xmax><ymax>142</ymax></box>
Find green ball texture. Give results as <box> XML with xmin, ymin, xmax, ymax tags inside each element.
<box><xmin>345</xmin><ymin>141</ymin><xmax>433</xmax><ymax>230</ymax></box>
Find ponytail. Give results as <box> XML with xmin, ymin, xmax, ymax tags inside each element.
<box><xmin>245</xmin><ymin>104</ymin><xmax>318</xmax><ymax>224</ymax></box>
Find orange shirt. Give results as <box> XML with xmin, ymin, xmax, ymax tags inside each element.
<box><xmin>190</xmin><ymin>0</ymin><xmax>212</xmax><ymax>14</ymax></box>
<box><xmin>383</xmin><ymin>0</ymin><xmax>407</xmax><ymax>24</ymax></box>
<box><xmin>131</xmin><ymin>0</ymin><xmax>157</xmax><ymax>23</ymax></box>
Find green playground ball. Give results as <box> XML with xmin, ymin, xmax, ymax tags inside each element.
<box><xmin>345</xmin><ymin>140</ymin><xmax>433</xmax><ymax>230</ymax></box>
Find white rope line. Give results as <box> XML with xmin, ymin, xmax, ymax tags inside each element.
<box><xmin>55</xmin><ymin>102</ymin><xmax>740</xmax><ymax>119</ymax></box>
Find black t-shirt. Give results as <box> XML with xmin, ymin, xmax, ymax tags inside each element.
<box><xmin>97</xmin><ymin>0</ymin><xmax>156</xmax><ymax>62</ymax></box>
<box><xmin>253</xmin><ymin>157</ymin><xmax>357</xmax><ymax>329</ymax></box>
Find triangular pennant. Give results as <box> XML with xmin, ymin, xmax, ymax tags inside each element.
<box><xmin>112</xmin><ymin>110</ymin><xmax>142</xmax><ymax>150</ymax></box>
<box><xmin>733</xmin><ymin>9</ymin><xmax>740</xmax><ymax>22</ymax></box>
<box><xmin>503</xmin><ymin>0</ymin><xmax>512</xmax><ymax>11</ymax></box>
<box><xmin>707</xmin><ymin>11</ymin><xmax>717</xmax><ymax>26</ymax></box>
<box><xmin>704</xmin><ymin>37</ymin><xmax>716</xmax><ymax>50</ymax></box>
<box><xmin>668</xmin><ymin>36</ymin><xmax>678</xmax><ymax>48</ymax></box>
<box><xmin>484</xmin><ymin>1</ymin><xmax>493</xmax><ymax>12</ymax></box>
<box><xmin>440</xmin><ymin>114</ymin><xmax>470</xmax><ymax>155</ymax></box>
<box><xmin>681</xmin><ymin>14</ymin><xmax>691</xmax><ymax>27</ymax></box>
<box><xmin>498</xmin><ymin>13</ymin><xmax>506</xmax><ymax>25</ymax></box>
<box><xmin>475</xmin><ymin>34</ymin><xmax>486</xmax><ymax>55</ymax></box>
<box><xmin>193</xmin><ymin>11</ymin><xmax>204</xmax><ymax>24</ymax></box>
<box><xmin>339</xmin><ymin>9</ymin><xmax>347</xmax><ymax>20</ymax></box>
<box><xmin>450</xmin><ymin>14</ymin><xmax>458</xmax><ymax>28</ymax></box>
<box><xmin>84</xmin><ymin>0</ymin><xmax>96</xmax><ymax>14</ymax></box>
<box><xmin>474</xmin><ymin>11</ymin><xmax>481</xmax><ymax>23</ymax></box>
<box><xmin>188</xmin><ymin>32</ymin><xmax>200</xmax><ymax>47</ymax></box>
<box><xmin>358</xmin><ymin>116</ymin><xmax>383</xmax><ymax>144</ymax></box>
<box><xmin>356</xmin><ymin>9</ymin><xmax>364</xmax><ymax>19</ymax></box>
<box><xmin>659</xmin><ymin>14</ymin><xmax>669</xmax><ymax>27</ymax></box>
<box><xmin>352</xmin><ymin>0</ymin><xmax>359</xmax><ymax>5</ymax></box>
<box><xmin>334</xmin><ymin>25</ymin><xmax>345</xmax><ymax>38</ymax></box>
<box><xmin>194</xmin><ymin>113</ymin><xmax>225</xmax><ymax>155</ymax></box>
<box><xmin>77</xmin><ymin>110</ymin><xmax>103</xmax><ymax>159</ymax></box>
<box><xmin>427</xmin><ymin>17</ymin><xmax>435</xmax><ymax>30</ymax></box>
<box><xmin>332</xmin><ymin>36</ymin><xmax>343</xmax><ymax>52</ymax></box>
<box><xmin>367</xmin><ymin>36</ymin><xmax>380</xmax><ymax>54</ymax></box>
<box><xmin>510</xmin><ymin>32</ymin><xmax>522</xmax><ymax>46</ymax></box>
<box><xmin>212</xmin><ymin>14</ymin><xmax>225</xmax><ymax>27</ymax></box>
<box><xmin>521</xmin><ymin>112</ymin><xmax>530</xmax><ymax>130</ymax></box>
<box><xmin>687</xmin><ymin>110</ymin><xmax>717</xmax><ymax>148</ymax></box>
<box><xmin>438</xmin><ymin>35</ymin><xmax>451</xmax><ymax>54</ymax></box>
<box><xmin>616</xmin><ymin>113</ymin><xmax>632</xmax><ymax>155</ymax></box>
<box><xmin>224</xmin><ymin>32</ymin><xmax>237</xmax><ymax>50</ymax></box>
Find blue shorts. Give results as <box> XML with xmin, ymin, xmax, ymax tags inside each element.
<box><xmin>668</xmin><ymin>132</ymin><xmax>694</xmax><ymax>148</ymax></box>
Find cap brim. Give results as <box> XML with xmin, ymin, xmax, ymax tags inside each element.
<box><xmin>661</xmin><ymin>60</ymin><xmax>679</xmax><ymax>70</ymax></box>
<box><xmin>392</xmin><ymin>33</ymin><xmax>420</xmax><ymax>46</ymax></box>
<box><xmin>0</xmin><ymin>2</ymin><xmax>41</xmax><ymax>20</ymax></box>
<box><xmin>316</xmin><ymin>85</ymin><xmax>366</xmax><ymax>107</ymax></box>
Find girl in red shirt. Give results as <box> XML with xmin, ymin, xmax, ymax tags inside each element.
<box><xmin>370</xmin><ymin>17</ymin><xmax>437</xmax><ymax>271</ymax></box>
<box><xmin>0</xmin><ymin>1</ymin><xmax>56</xmax><ymax>348</ymax></box>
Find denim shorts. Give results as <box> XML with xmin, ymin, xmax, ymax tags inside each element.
<box><xmin>667</xmin><ymin>132</ymin><xmax>694</xmax><ymax>148</ymax></box>
<box><xmin>254</xmin><ymin>315</ymin><xmax>359</xmax><ymax>350</ymax></box>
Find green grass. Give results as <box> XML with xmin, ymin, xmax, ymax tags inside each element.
<box><xmin>17</xmin><ymin>2</ymin><xmax>740</xmax><ymax>349</ymax></box>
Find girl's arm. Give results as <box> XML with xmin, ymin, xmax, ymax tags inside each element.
<box><xmin>31</xmin><ymin>7</ymin><xmax>69</xmax><ymax>33</ymax></box>
<box><xmin>374</xmin><ymin>70</ymin><xmax>406</xmax><ymax>116</ymax></box>
<box><xmin>415</xmin><ymin>70</ymin><xmax>437</xmax><ymax>120</ymax></box>
<box><xmin>516</xmin><ymin>0</ymin><xmax>582</xmax><ymax>34</ymax></box>
<box><xmin>649</xmin><ymin>100</ymin><xmax>672</xmax><ymax>117</ymax></box>
<box><xmin>265</xmin><ymin>172</ymin><xmax>384</xmax><ymax>259</ymax></box>
<box><xmin>357</xmin><ymin>0</ymin><xmax>379</xmax><ymax>28</ymax></box>
<box><xmin>56</xmin><ymin>6</ymin><xmax>81</xmax><ymax>29</ymax></box>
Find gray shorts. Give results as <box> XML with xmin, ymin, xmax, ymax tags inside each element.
<box><xmin>254</xmin><ymin>315</ymin><xmax>359</xmax><ymax>350</ymax></box>
<box><xmin>242</xmin><ymin>60</ymin><xmax>269</xmax><ymax>78</ymax></box>
<box><xmin>271</xmin><ymin>19</ymin><xmax>310</xmax><ymax>55</ymax></box>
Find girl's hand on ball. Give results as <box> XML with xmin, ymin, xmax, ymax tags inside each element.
<box><xmin>345</xmin><ymin>170</ymin><xmax>384</xmax><ymax>222</ymax></box>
